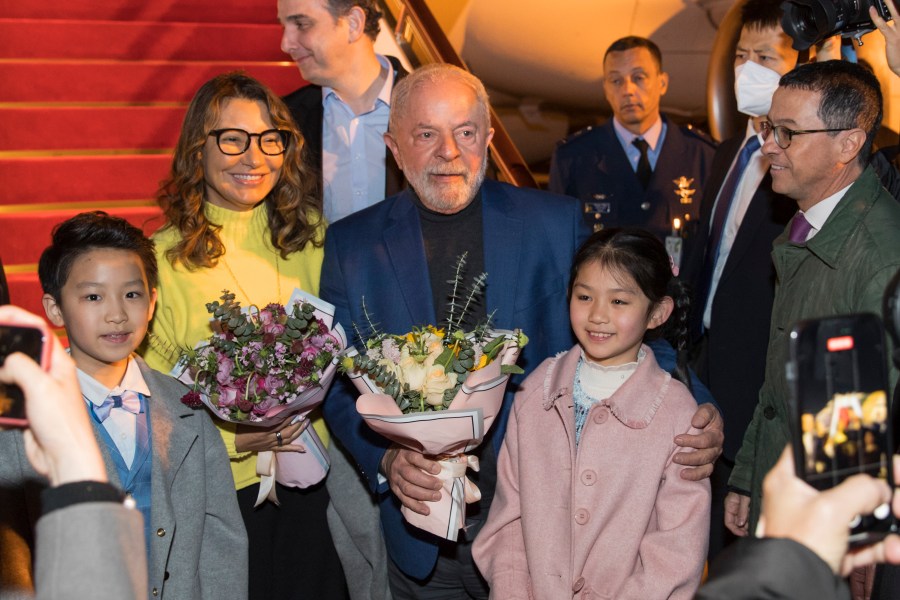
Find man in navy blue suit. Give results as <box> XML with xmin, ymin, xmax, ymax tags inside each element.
<box><xmin>320</xmin><ymin>63</ymin><xmax>724</xmax><ymax>598</ymax></box>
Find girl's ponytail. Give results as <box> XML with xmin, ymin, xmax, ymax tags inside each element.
<box><xmin>662</xmin><ymin>276</ymin><xmax>693</xmax><ymax>393</ymax></box>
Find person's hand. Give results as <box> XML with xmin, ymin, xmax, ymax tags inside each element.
<box><xmin>673</xmin><ymin>403</ymin><xmax>724</xmax><ymax>480</ymax></box>
<box><xmin>759</xmin><ymin>446</ymin><xmax>900</xmax><ymax>575</ymax></box>
<box><xmin>234</xmin><ymin>417</ymin><xmax>309</xmax><ymax>453</ymax></box>
<box><xmin>815</xmin><ymin>34</ymin><xmax>843</xmax><ymax>62</ymax></box>
<box><xmin>0</xmin><ymin>306</ymin><xmax>107</xmax><ymax>486</ymax></box>
<box><xmin>872</xmin><ymin>0</ymin><xmax>900</xmax><ymax>77</ymax></box>
<box><xmin>381</xmin><ymin>446</ymin><xmax>442</xmax><ymax>516</ymax></box>
<box><xmin>724</xmin><ymin>491</ymin><xmax>751</xmax><ymax>537</ymax></box>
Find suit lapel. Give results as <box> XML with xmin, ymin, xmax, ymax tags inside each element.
<box><xmin>296</xmin><ymin>88</ymin><xmax>325</xmax><ymax>202</ymax></box>
<box><xmin>595</xmin><ymin>121</ymin><xmax>639</xmax><ymax>188</ymax></box>
<box><xmin>702</xmin><ymin>137</ymin><xmax>743</xmax><ymax>223</ymax></box>
<box><xmin>384</xmin><ymin>57</ymin><xmax>408</xmax><ymax>198</ymax></box>
<box><xmin>141</xmin><ymin>361</ymin><xmax>197</xmax><ymax>495</ymax></box>
<box><xmin>384</xmin><ymin>191</ymin><xmax>436</xmax><ymax>325</ymax></box>
<box><xmin>719</xmin><ymin>173</ymin><xmax>774</xmax><ymax>283</ymax></box>
<box><xmin>482</xmin><ymin>182</ymin><xmax>523</xmax><ymax>327</ymax></box>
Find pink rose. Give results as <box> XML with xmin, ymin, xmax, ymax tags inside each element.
<box><xmin>216</xmin><ymin>357</ymin><xmax>235</xmax><ymax>385</ymax></box>
<box><xmin>251</xmin><ymin>395</ymin><xmax>277</xmax><ymax>415</ymax></box>
<box><xmin>263</xmin><ymin>374</ymin><xmax>284</xmax><ymax>395</ymax></box>
<box><xmin>217</xmin><ymin>386</ymin><xmax>238</xmax><ymax>408</ymax></box>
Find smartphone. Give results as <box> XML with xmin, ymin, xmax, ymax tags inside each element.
<box><xmin>0</xmin><ymin>323</ymin><xmax>51</xmax><ymax>427</ymax></box>
<box><xmin>787</xmin><ymin>313</ymin><xmax>897</xmax><ymax>545</ymax></box>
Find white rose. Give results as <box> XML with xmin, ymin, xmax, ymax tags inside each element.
<box><xmin>424</xmin><ymin>365</ymin><xmax>458</xmax><ymax>406</ymax></box>
<box><xmin>400</xmin><ymin>354</ymin><xmax>427</xmax><ymax>391</ymax></box>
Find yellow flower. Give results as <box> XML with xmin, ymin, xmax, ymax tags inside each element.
<box><xmin>472</xmin><ymin>354</ymin><xmax>489</xmax><ymax>371</ymax></box>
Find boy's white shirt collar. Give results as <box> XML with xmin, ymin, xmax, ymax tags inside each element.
<box><xmin>76</xmin><ymin>354</ymin><xmax>152</xmax><ymax>406</ymax></box>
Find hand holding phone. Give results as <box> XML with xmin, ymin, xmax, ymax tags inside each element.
<box><xmin>0</xmin><ymin>305</ymin><xmax>106</xmax><ymax>485</ymax></box>
<box><xmin>787</xmin><ymin>313</ymin><xmax>898</xmax><ymax>545</ymax></box>
<box><xmin>0</xmin><ymin>321</ymin><xmax>50</xmax><ymax>426</ymax></box>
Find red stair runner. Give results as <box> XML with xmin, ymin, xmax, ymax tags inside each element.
<box><xmin>0</xmin><ymin>0</ymin><xmax>308</xmax><ymax>314</ymax></box>
<box><xmin>0</xmin><ymin>19</ymin><xmax>286</xmax><ymax>61</ymax></box>
<box><xmin>0</xmin><ymin>155</ymin><xmax>173</xmax><ymax>205</ymax></box>
<box><xmin>0</xmin><ymin>0</ymin><xmax>281</xmax><ymax>24</ymax></box>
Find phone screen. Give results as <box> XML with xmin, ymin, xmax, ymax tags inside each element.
<box><xmin>0</xmin><ymin>325</ymin><xmax>46</xmax><ymax>424</ymax></box>
<box><xmin>789</xmin><ymin>313</ymin><xmax>896</xmax><ymax>543</ymax></box>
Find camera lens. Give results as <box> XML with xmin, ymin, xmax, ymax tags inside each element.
<box><xmin>780</xmin><ymin>0</ymin><xmax>835</xmax><ymax>50</ymax></box>
<box><xmin>780</xmin><ymin>0</ymin><xmax>888</xmax><ymax>50</ymax></box>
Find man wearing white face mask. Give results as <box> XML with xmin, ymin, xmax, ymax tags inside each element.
<box><xmin>682</xmin><ymin>0</ymin><xmax>800</xmax><ymax>561</ymax></box>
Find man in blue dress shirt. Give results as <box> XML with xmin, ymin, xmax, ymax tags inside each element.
<box><xmin>279</xmin><ymin>0</ymin><xmax>407</xmax><ymax>223</ymax></box>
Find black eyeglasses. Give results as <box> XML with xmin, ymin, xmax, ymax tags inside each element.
<box><xmin>759</xmin><ymin>121</ymin><xmax>850</xmax><ymax>150</ymax></box>
<box><xmin>208</xmin><ymin>128</ymin><xmax>290</xmax><ymax>156</ymax></box>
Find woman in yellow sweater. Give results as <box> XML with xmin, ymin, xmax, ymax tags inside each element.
<box><xmin>143</xmin><ymin>72</ymin><xmax>347</xmax><ymax>600</ymax></box>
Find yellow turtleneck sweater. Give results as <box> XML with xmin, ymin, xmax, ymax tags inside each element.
<box><xmin>144</xmin><ymin>201</ymin><xmax>327</xmax><ymax>490</ymax></box>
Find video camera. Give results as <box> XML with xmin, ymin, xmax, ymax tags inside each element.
<box><xmin>780</xmin><ymin>0</ymin><xmax>891</xmax><ymax>50</ymax></box>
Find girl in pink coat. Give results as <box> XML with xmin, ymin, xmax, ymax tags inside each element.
<box><xmin>473</xmin><ymin>228</ymin><xmax>710</xmax><ymax>599</ymax></box>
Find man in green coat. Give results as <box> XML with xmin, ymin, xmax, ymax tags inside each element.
<box><xmin>724</xmin><ymin>60</ymin><xmax>900</xmax><ymax>536</ymax></box>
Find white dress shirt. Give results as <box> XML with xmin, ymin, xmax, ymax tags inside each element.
<box><xmin>798</xmin><ymin>184</ymin><xmax>851</xmax><ymax>242</ymax></box>
<box><xmin>703</xmin><ymin>120</ymin><xmax>768</xmax><ymax>329</ymax></box>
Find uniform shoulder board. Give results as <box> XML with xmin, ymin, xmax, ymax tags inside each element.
<box><xmin>681</xmin><ymin>123</ymin><xmax>717</xmax><ymax>148</ymax></box>
<box><xmin>557</xmin><ymin>125</ymin><xmax>597</xmax><ymax>147</ymax></box>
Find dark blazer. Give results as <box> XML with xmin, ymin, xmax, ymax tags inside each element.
<box><xmin>319</xmin><ymin>180</ymin><xmax>583</xmax><ymax>579</ymax></box>
<box><xmin>697</xmin><ymin>537</ymin><xmax>847</xmax><ymax>600</ymax></box>
<box><xmin>548</xmin><ymin>115</ymin><xmax>716</xmax><ymax>248</ymax></box>
<box><xmin>283</xmin><ymin>56</ymin><xmax>408</xmax><ymax>206</ymax></box>
<box><xmin>682</xmin><ymin>135</ymin><xmax>795</xmax><ymax>460</ymax></box>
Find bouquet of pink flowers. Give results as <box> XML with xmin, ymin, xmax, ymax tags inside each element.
<box><xmin>341</xmin><ymin>255</ymin><xmax>527</xmax><ymax>540</ymax></box>
<box><xmin>175</xmin><ymin>288</ymin><xmax>345</xmax><ymax>506</ymax></box>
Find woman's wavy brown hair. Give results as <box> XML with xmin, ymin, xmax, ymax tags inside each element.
<box><xmin>157</xmin><ymin>71</ymin><xmax>323</xmax><ymax>270</ymax></box>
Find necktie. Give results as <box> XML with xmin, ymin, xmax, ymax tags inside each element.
<box><xmin>789</xmin><ymin>212</ymin><xmax>813</xmax><ymax>243</ymax></box>
<box><xmin>632</xmin><ymin>138</ymin><xmax>652</xmax><ymax>189</ymax></box>
<box><xmin>93</xmin><ymin>390</ymin><xmax>143</xmax><ymax>422</ymax></box>
<box><xmin>706</xmin><ymin>135</ymin><xmax>762</xmax><ymax>264</ymax></box>
<box><xmin>693</xmin><ymin>134</ymin><xmax>762</xmax><ymax>337</ymax></box>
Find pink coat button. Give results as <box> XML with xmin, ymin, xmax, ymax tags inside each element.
<box><xmin>573</xmin><ymin>577</ymin><xmax>585</xmax><ymax>592</ymax></box>
<box><xmin>593</xmin><ymin>407</ymin><xmax>609</xmax><ymax>424</ymax></box>
<box><xmin>580</xmin><ymin>469</ymin><xmax>597</xmax><ymax>486</ymax></box>
<box><xmin>574</xmin><ymin>508</ymin><xmax>589</xmax><ymax>525</ymax></box>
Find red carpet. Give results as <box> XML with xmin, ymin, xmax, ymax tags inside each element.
<box><xmin>1</xmin><ymin>61</ymin><xmax>299</xmax><ymax>103</ymax></box>
<box><xmin>0</xmin><ymin>0</ymin><xmax>281</xmax><ymax>24</ymax></box>
<box><xmin>0</xmin><ymin>19</ymin><xmax>286</xmax><ymax>61</ymax></box>
<box><xmin>0</xmin><ymin>155</ymin><xmax>172</xmax><ymax>204</ymax></box>
<box><xmin>0</xmin><ymin>0</ymin><xmax>308</xmax><ymax>312</ymax></box>
<box><xmin>2</xmin><ymin>207</ymin><xmax>167</xmax><ymax>265</ymax></box>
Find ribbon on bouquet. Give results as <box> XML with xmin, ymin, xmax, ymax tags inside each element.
<box><xmin>253</xmin><ymin>414</ymin><xmax>331</xmax><ymax>507</ymax></box>
<box><xmin>403</xmin><ymin>453</ymin><xmax>482</xmax><ymax>541</ymax></box>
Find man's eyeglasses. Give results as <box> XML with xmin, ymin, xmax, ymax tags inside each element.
<box><xmin>208</xmin><ymin>129</ymin><xmax>290</xmax><ymax>156</ymax></box>
<box><xmin>759</xmin><ymin>121</ymin><xmax>850</xmax><ymax>150</ymax></box>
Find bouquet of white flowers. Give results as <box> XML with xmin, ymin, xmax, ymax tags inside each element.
<box><xmin>340</xmin><ymin>254</ymin><xmax>527</xmax><ymax>540</ymax></box>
